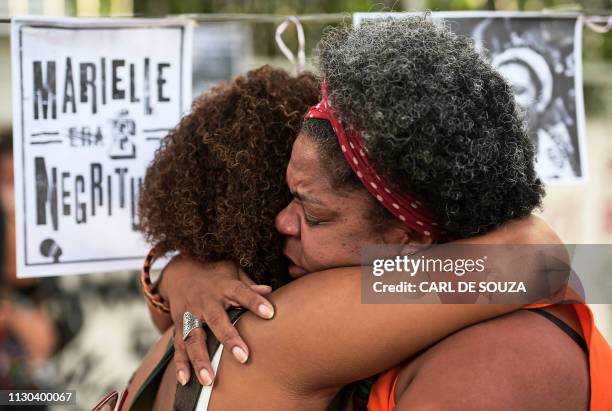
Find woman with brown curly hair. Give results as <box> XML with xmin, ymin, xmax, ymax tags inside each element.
<box><xmin>138</xmin><ymin>64</ymin><xmax>318</xmax><ymax>294</ymax></box>
<box><xmin>121</xmin><ymin>65</ymin><xmax>322</xmax><ymax>409</ymax></box>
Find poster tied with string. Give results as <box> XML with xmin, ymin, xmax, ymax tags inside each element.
<box><xmin>11</xmin><ymin>17</ymin><xmax>193</xmax><ymax>277</ymax></box>
<box><xmin>355</xmin><ymin>12</ymin><xmax>587</xmax><ymax>185</ymax></box>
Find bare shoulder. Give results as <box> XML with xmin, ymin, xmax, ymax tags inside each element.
<box><xmin>395</xmin><ymin>308</ymin><xmax>589</xmax><ymax>411</ymax></box>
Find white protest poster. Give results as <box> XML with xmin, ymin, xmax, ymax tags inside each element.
<box><xmin>11</xmin><ymin>17</ymin><xmax>193</xmax><ymax>277</ymax></box>
<box><xmin>354</xmin><ymin>12</ymin><xmax>587</xmax><ymax>185</ymax></box>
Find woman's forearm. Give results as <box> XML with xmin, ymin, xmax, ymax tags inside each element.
<box><xmin>213</xmin><ymin>269</ymin><xmax>518</xmax><ymax>406</ymax></box>
<box><xmin>143</xmin><ymin>257</ymin><xmax>174</xmax><ymax>333</ymax></box>
<box><xmin>211</xmin><ymin>215</ymin><xmax>563</xmax><ymax>401</ymax></box>
<box><xmin>148</xmin><ymin>303</ymin><xmax>173</xmax><ymax>333</ymax></box>
<box><xmin>455</xmin><ymin>215</ymin><xmax>562</xmax><ymax>246</ymax></box>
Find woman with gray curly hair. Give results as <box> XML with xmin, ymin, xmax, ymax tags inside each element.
<box><xmin>125</xmin><ymin>16</ymin><xmax>608</xmax><ymax>411</ymax></box>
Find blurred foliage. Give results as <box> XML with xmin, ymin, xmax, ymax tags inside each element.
<box><xmin>129</xmin><ymin>0</ymin><xmax>611</xmax><ymax>58</ymax></box>
<box><xmin>131</xmin><ymin>0</ymin><xmax>401</xmax><ymax>57</ymax></box>
<box><xmin>87</xmin><ymin>0</ymin><xmax>612</xmax><ymax>115</ymax></box>
<box><xmin>129</xmin><ymin>0</ymin><xmax>611</xmax><ymax>14</ymax></box>
<box><xmin>133</xmin><ymin>0</ymin><xmax>397</xmax><ymax>15</ymax></box>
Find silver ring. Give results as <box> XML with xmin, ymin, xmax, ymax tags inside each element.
<box><xmin>182</xmin><ymin>311</ymin><xmax>203</xmax><ymax>341</ymax></box>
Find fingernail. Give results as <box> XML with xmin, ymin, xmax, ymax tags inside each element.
<box><xmin>199</xmin><ymin>369</ymin><xmax>213</xmax><ymax>386</ymax></box>
<box><xmin>232</xmin><ymin>346</ymin><xmax>249</xmax><ymax>363</ymax></box>
<box><xmin>258</xmin><ymin>304</ymin><xmax>274</xmax><ymax>319</ymax></box>
<box><xmin>178</xmin><ymin>370</ymin><xmax>188</xmax><ymax>386</ymax></box>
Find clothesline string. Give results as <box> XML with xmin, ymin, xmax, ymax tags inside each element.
<box><xmin>0</xmin><ymin>13</ymin><xmax>349</xmax><ymax>24</ymax></box>
<box><xmin>0</xmin><ymin>12</ymin><xmax>610</xmax><ymax>31</ymax></box>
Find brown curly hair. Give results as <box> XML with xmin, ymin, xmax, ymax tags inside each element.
<box><xmin>138</xmin><ymin>66</ymin><xmax>320</xmax><ymax>288</ymax></box>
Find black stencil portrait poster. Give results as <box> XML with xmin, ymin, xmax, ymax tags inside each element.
<box><xmin>11</xmin><ymin>17</ymin><xmax>193</xmax><ymax>277</ymax></box>
<box><xmin>355</xmin><ymin>12</ymin><xmax>588</xmax><ymax>185</ymax></box>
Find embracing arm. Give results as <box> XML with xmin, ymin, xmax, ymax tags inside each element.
<box><xmin>211</xmin><ymin>269</ymin><xmax>518</xmax><ymax>408</ymax></box>
<box><xmin>209</xmin><ymin>216</ymin><xmax>564</xmax><ymax>406</ymax></box>
<box><xmin>157</xmin><ymin>215</ymin><xmax>562</xmax><ymax>388</ymax></box>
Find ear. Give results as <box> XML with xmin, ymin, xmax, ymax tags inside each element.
<box><xmin>382</xmin><ymin>219</ymin><xmax>434</xmax><ymax>246</ymax></box>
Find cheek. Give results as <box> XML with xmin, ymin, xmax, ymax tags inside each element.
<box><xmin>299</xmin><ymin>217</ymin><xmax>382</xmax><ymax>271</ymax></box>
<box><xmin>300</xmin><ymin>232</ymin><xmax>355</xmax><ymax>270</ymax></box>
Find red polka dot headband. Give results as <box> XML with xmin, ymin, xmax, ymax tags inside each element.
<box><xmin>304</xmin><ymin>81</ymin><xmax>448</xmax><ymax>240</ymax></box>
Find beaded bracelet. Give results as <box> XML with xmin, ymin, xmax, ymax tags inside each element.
<box><xmin>140</xmin><ymin>247</ymin><xmax>171</xmax><ymax>313</ymax></box>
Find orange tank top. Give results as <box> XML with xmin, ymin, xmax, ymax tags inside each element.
<box><xmin>367</xmin><ymin>304</ymin><xmax>612</xmax><ymax>411</ymax></box>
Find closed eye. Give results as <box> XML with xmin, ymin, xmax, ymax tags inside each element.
<box><xmin>304</xmin><ymin>214</ymin><xmax>322</xmax><ymax>226</ymax></box>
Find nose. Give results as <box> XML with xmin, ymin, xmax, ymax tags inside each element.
<box><xmin>275</xmin><ymin>202</ymin><xmax>300</xmax><ymax>237</ymax></box>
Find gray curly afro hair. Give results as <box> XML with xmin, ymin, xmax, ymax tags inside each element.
<box><xmin>312</xmin><ymin>15</ymin><xmax>544</xmax><ymax>238</ymax></box>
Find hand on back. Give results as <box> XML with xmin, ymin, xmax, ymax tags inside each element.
<box><xmin>157</xmin><ymin>256</ymin><xmax>275</xmax><ymax>386</ymax></box>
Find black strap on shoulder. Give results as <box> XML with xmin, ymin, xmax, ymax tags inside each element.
<box><xmin>526</xmin><ymin>308</ymin><xmax>589</xmax><ymax>355</ymax></box>
<box><xmin>129</xmin><ymin>336</ymin><xmax>175</xmax><ymax>411</ymax></box>
<box><xmin>174</xmin><ymin>308</ymin><xmax>246</xmax><ymax>411</ymax></box>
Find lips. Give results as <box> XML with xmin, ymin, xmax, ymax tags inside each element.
<box><xmin>288</xmin><ymin>262</ymin><xmax>308</xmax><ymax>277</ymax></box>
<box><xmin>284</xmin><ymin>252</ymin><xmax>309</xmax><ymax>277</ymax></box>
